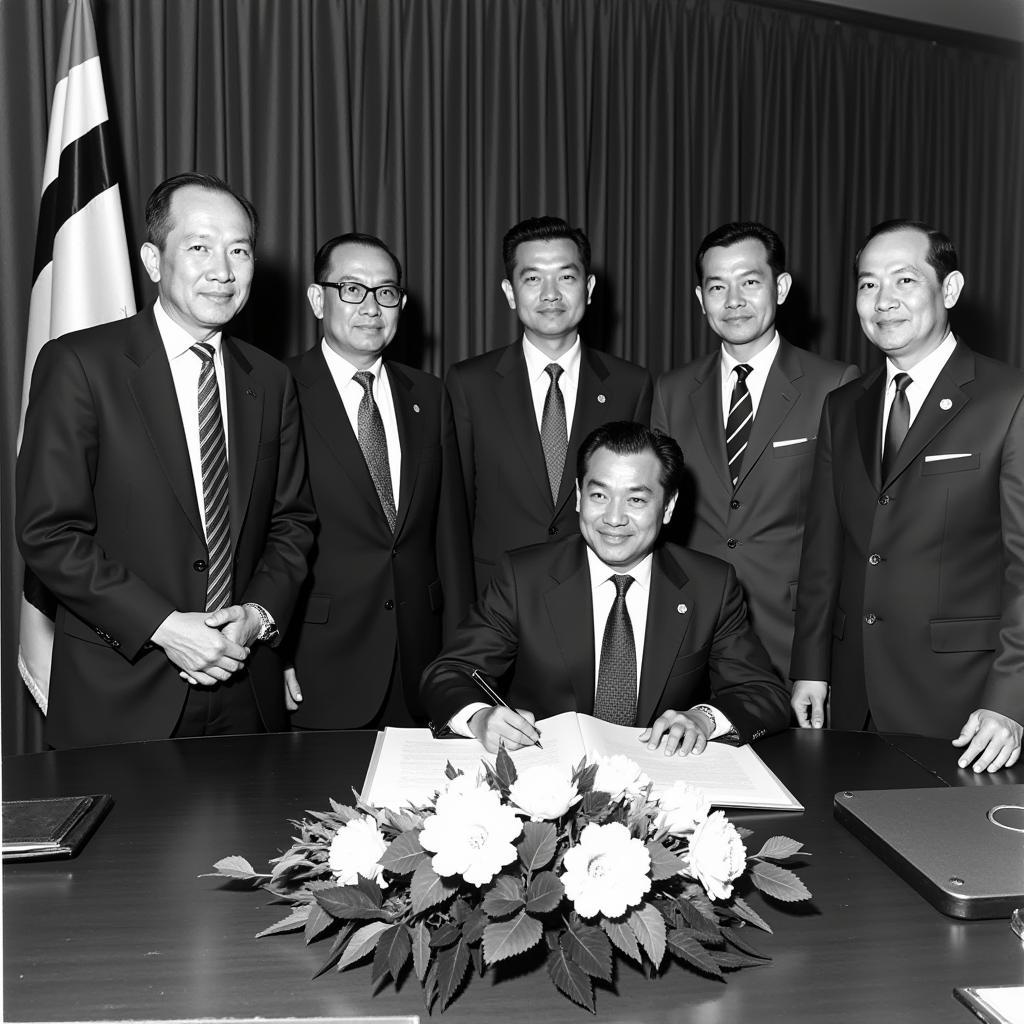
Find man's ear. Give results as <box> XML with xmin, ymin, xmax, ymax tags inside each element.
<box><xmin>663</xmin><ymin>490</ymin><xmax>678</xmax><ymax>525</ymax></box>
<box><xmin>140</xmin><ymin>242</ymin><xmax>161</xmax><ymax>284</ymax></box>
<box><xmin>942</xmin><ymin>271</ymin><xmax>965</xmax><ymax>310</ymax></box>
<box><xmin>575</xmin><ymin>482</ymin><xmax>582</xmax><ymax>513</ymax></box>
<box><xmin>695</xmin><ymin>286</ymin><xmax>706</xmax><ymax>315</ymax></box>
<box><xmin>501</xmin><ymin>279</ymin><xmax>516</xmax><ymax>311</ymax></box>
<box><xmin>306</xmin><ymin>283</ymin><xmax>325</xmax><ymax>319</ymax></box>
<box><xmin>775</xmin><ymin>271</ymin><xmax>793</xmax><ymax>307</ymax></box>
<box><xmin>585</xmin><ymin>274</ymin><xmax>596</xmax><ymax>305</ymax></box>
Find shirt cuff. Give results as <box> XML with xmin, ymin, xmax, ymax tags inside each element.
<box><xmin>448</xmin><ymin>702</ymin><xmax>490</xmax><ymax>737</ymax></box>
<box><xmin>688</xmin><ymin>704</ymin><xmax>733</xmax><ymax>740</ymax></box>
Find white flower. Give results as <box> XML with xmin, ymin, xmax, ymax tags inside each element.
<box><xmin>419</xmin><ymin>788</ymin><xmax>522</xmax><ymax>886</ymax></box>
<box><xmin>591</xmin><ymin>753</ymin><xmax>651</xmax><ymax>801</ymax></box>
<box><xmin>561</xmin><ymin>822</ymin><xmax>651</xmax><ymax>918</ymax></box>
<box><xmin>654</xmin><ymin>781</ymin><xmax>711</xmax><ymax>835</ymax></box>
<box><xmin>509</xmin><ymin>765</ymin><xmax>580</xmax><ymax>821</ymax></box>
<box><xmin>685</xmin><ymin>810</ymin><xmax>747</xmax><ymax>900</ymax></box>
<box><xmin>328</xmin><ymin>815</ymin><xmax>389</xmax><ymax>887</ymax></box>
<box><xmin>441</xmin><ymin>769</ymin><xmax>489</xmax><ymax>799</ymax></box>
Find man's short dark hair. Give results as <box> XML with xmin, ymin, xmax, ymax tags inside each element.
<box><xmin>577</xmin><ymin>421</ymin><xmax>683</xmax><ymax>499</ymax></box>
<box><xmin>695</xmin><ymin>221</ymin><xmax>786</xmax><ymax>282</ymax></box>
<box><xmin>145</xmin><ymin>172</ymin><xmax>259</xmax><ymax>251</ymax></box>
<box><xmin>313</xmin><ymin>232</ymin><xmax>404</xmax><ymax>286</ymax></box>
<box><xmin>854</xmin><ymin>219</ymin><xmax>959</xmax><ymax>282</ymax></box>
<box><xmin>502</xmin><ymin>216</ymin><xmax>592</xmax><ymax>279</ymax></box>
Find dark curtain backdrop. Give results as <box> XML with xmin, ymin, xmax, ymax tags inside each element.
<box><xmin>2</xmin><ymin>0</ymin><xmax>1022</xmax><ymax>754</ymax></box>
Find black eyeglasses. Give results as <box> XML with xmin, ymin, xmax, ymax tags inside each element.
<box><xmin>317</xmin><ymin>280</ymin><xmax>404</xmax><ymax>308</ymax></box>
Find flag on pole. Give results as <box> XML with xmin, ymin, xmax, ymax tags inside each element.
<box><xmin>18</xmin><ymin>0</ymin><xmax>136</xmax><ymax>713</ymax></box>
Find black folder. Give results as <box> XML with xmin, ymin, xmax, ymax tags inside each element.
<box><xmin>2</xmin><ymin>794</ymin><xmax>114</xmax><ymax>861</ymax></box>
<box><xmin>834</xmin><ymin>785</ymin><xmax>1024</xmax><ymax>919</ymax></box>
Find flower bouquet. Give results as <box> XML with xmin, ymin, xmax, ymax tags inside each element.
<box><xmin>209</xmin><ymin>747</ymin><xmax>811</xmax><ymax>1014</ymax></box>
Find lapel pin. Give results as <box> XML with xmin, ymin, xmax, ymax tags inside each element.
<box><xmin>677</xmin><ymin>604</ymin><xmax>687</xmax><ymax>614</ymax></box>
<box><xmin>413</xmin><ymin>403</ymin><xmax>421</xmax><ymax>413</ymax></box>
<box><xmin>939</xmin><ymin>398</ymin><xmax>952</xmax><ymax>411</ymax></box>
<box><xmin>245</xmin><ymin>388</ymin><xmax>256</xmax><ymax>399</ymax></box>
<box><xmin>597</xmin><ymin>394</ymin><xmax>606</xmax><ymax>404</ymax></box>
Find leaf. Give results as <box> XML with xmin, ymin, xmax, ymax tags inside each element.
<box><xmin>753</xmin><ymin>836</ymin><xmax>806</xmax><ymax>862</ymax></box>
<box><xmin>582</xmin><ymin>790</ymin><xmax>611</xmax><ymax>816</ymax></box>
<box><xmin>410</xmin><ymin>858</ymin><xmax>457</xmax><ymax>914</ymax></box>
<box><xmin>673</xmin><ymin>895</ymin><xmax>722</xmax><ymax>939</ymax></box>
<box><xmin>411</xmin><ymin>921</ymin><xmax>432</xmax><ymax>981</ymax></box>
<box><xmin>667</xmin><ymin>929</ymin><xmax>723</xmax><ymax>978</ymax></box>
<box><xmin>270</xmin><ymin>851</ymin><xmax>314</xmax><ymax>879</ymax></box>
<box><xmin>255</xmin><ymin>906</ymin><xmax>309</xmax><ymax>938</ymax></box>
<box><xmin>546</xmin><ymin>942</ymin><xmax>595</xmax><ymax>1011</ymax></box>
<box><xmin>304</xmin><ymin>902</ymin><xmax>336</xmax><ymax>943</ymax></box>
<box><xmin>647</xmin><ymin>841</ymin><xmax>686</xmax><ymax>881</ymax></box>
<box><xmin>723</xmin><ymin>927</ymin><xmax>769</xmax><ymax>960</ymax></box>
<box><xmin>371</xmin><ymin>923</ymin><xmax>412</xmax><ymax>983</ymax></box>
<box><xmin>428</xmin><ymin>922</ymin><xmax>462</xmax><ymax>949</ymax></box>
<box><xmin>525</xmin><ymin>870</ymin><xmax>565</xmax><ymax>914</ymax></box>
<box><xmin>462</xmin><ymin>907</ymin><xmax>488</xmax><ymax>946</ymax></box>
<box><xmin>730</xmin><ymin>895</ymin><xmax>773</xmax><ymax>933</ymax></box>
<box><xmin>316</xmin><ymin>884</ymin><xmax>386</xmax><ymax>921</ymax></box>
<box><xmin>384</xmin><ymin>808</ymin><xmax>423</xmax><ymax>833</ymax></box>
<box><xmin>563</xmin><ymin>922</ymin><xmax>613</xmax><ymax>982</ymax></box>
<box><xmin>518</xmin><ymin>820</ymin><xmax>558</xmax><ymax>871</ymax></box>
<box><xmin>601</xmin><ymin>917</ymin><xmax>641</xmax><ymax>962</ymax></box>
<box><xmin>710</xmin><ymin>949</ymin><xmax>771</xmax><ymax>971</ymax></box>
<box><xmin>482</xmin><ymin>910</ymin><xmax>544</xmax><ymax>964</ymax></box>
<box><xmin>208</xmin><ymin>855</ymin><xmax>268</xmax><ymax>882</ymax></box>
<box><xmin>337</xmin><ymin>921</ymin><xmax>391</xmax><ymax>971</ymax></box>
<box><xmin>481</xmin><ymin>873</ymin><xmax>524</xmax><ymax>918</ymax></box>
<box><xmin>379</xmin><ymin>830</ymin><xmax>427</xmax><ymax>875</ymax></box>
<box><xmin>493</xmin><ymin>744</ymin><xmax>518</xmax><ymax>789</ymax></box>
<box><xmin>312</xmin><ymin>922</ymin><xmax>354</xmax><ymax>979</ymax></box>
<box><xmin>750</xmin><ymin>862</ymin><xmax>812</xmax><ymax>902</ymax></box>
<box><xmin>573</xmin><ymin>761</ymin><xmax>598</xmax><ymax>795</ymax></box>
<box><xmin>435</xmin><ymin>937</ymin><xmax>471</xmax><ymax>1011</ymax></box>
<box><xmin>627</xmin><ymin>903</ymin><xmax>667</xmax><ymax>968</ymax></box>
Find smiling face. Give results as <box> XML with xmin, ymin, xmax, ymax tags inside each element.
<box><xmin>576</xmin><ymin>446</ymin><xmax>677</xmax><ymax>572</ymax></box>
<box><xmin>307</xmin><ymin>242</ymin><xmax>407</xmax><ymax>369</ymax></box>
<box><xmin>140</xmin><ymin>185</ymin><xmax>255</xmax><ymax>340</ymax></box>
<box><xmin>696</xmin><ymin>237</ymin><xmax>791</xmax><ymax>359</ymax></box>
<box><xmin>501</xmin><ymin>237</ymin><xmax>596</xmax><ymax>355</ymax></box>
<box><xmin>855</xmin><ymin>227</ymin><xmax>963</xmax><ymax>369</ymax></box>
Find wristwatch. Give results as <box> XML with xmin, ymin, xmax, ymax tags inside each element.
<box><xmin>243</xmin><ymin>602</ymin><xmax>281</xmax><ymax>647</ymax></box>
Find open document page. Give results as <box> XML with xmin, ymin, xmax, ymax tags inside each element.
<box><xmin>362</xmin><ymin>712</ymin><xmax>800</xmax><ymax>811</ymax></box>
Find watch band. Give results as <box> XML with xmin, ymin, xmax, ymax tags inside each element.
<box><xmin>690</xmin><ymin>704</ymin><xmax>717</xmax><ymax>733</ymax></box>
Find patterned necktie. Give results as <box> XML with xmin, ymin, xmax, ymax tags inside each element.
<box><xmin>594</xmin><ymin>574</ymin><xmax>638</xmax><ymax>726</ymax></box>
<box><xmin>881</xmin><ymin>372</ymin><xmax>913</xmax><ymax>480</ymax></box>
<box><xmin>353</xmin><ymin>370</ymin><xmax>398</xmax><ymax>531</ymax></box>
<box><xmin>725</xmin><ymin>363</ymin><xmax>753</xmax><ymax>488</ymax></box>
<box><xmin>191</xmin><ymin>343</ymin><xmax>232</xmax><ymax>611</ymax></box>
<box><xmin>540</xmin><ymin>363</ymin><xmax>568</xmax><ymax>504</ymax></box>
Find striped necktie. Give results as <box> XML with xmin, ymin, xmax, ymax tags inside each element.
<box><xmin>725</xmin><ymin>363</ymin><xmax>753</xmax><ymax>488</ymax></box>
<box><xmin>191</xmin><ymin>343</ymin><xmax>232</xmax><ymax>611</ymax></box>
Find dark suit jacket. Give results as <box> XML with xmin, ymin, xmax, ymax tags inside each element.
<box><xmin>420</xmin><ymin>536</ymin><xmax>790</xmax><ymax>744</ymax></box>
<box><xmin>16</xmin><ymin>306</ymin><xmax>316</xmax><ymax>748</ymax></box>
<box><xmin>446</xmin><ymin>341</ymin><xmax>652</xmax><ymax>591</ymax></box>
<box><xmin>286</xmin><ymin>347</ymin><xmax>474</xmax><ymax>728</ymax></box>
<box><xmin>653</xmin><ymin>339</ymin><xmax>858</xmax><ymax>677</ymax></box>
<box><xmin>791</xmin><ymin>341</ymin><xmax>1024</xmax><ymax>736</ymax></box>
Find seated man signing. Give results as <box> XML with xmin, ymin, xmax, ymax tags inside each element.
<box><xmin>420</xmin><ymin>421</ymin><xmax>790</xmax><ymax>755</ymax></box>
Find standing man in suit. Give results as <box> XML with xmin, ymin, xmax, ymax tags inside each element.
<box><xmin>421</xmin><ymin>421</ymin><xmax>790</xmax><ymax>755</ymax></box>
<box><xmin>17</xmin><ymin>173</ymin><xmax>316</xmax><ymax>748</ymax></box>
<box><xmin>446</xmin><ymin>216</ymin><xmax>652</xmax><ymax>592</ymax></box>
<box><xmin>286</xmin><ymin>233</ymin><xmax>474</xmax><ymax>728</ymax></box>
<box><xmin>653</xmin><ymin>222</ymin><xmax>858</xmax><ymax>679</ymax></box>
<box><xmin>791</xmin><ymin>219</ymin><xmax>1024</xmax><ymax>772</ymax></box>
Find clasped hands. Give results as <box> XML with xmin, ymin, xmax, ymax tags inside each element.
<box><xmin>152</xmin><ymin>605</ymin><xmax>262</xmax><ymax>687</ymax></box>
<box><xmin>467</xmin><ymin>705</ymin><xmax>714</xmax><ymax>756</ymax></box>
<box><xmin>791</xmin><ymin>679</ymin><xmax>1022</xmax><ymax>773</ymax></box>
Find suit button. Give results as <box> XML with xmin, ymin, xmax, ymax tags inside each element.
<box><xmin>384</xmin><ymin>600</ymin><xmax>394</xmax><ymax>611</ymax></box>
<box><xmin>548</xmin><ymin>526</ymin><xmax>559</xmax><ymax>536</ymax></box>
<box><xmin>391</xmin><ymin>547</ymin><xmax>398</xmax><ymax>558</ymax></box>
<box><xmin>193</xmin><ymin>559</ymin><xmax>207</xmax><ymax>572</ymax></box>
<box><xmin>730</xmin><ymin>499</ymin><xmax>741</xmax><ymax>510</ymax></box>
<box><xmin>868</xmin><ymin>553</ymin><xmax>881</xmax><ymax>565</ymax></box>
<box><xmin>864</xmin><ymin>612</ymin><xmax>877</xmax><ymax>625</ymax></box>
<box><xmin>726</xmin><ymin>538</ymin><xmax>738</xmax><ymax>549</ymax></box>
<box><xmin>878</xmin><ymin>494</ymin><xmax>891</xmax><ymax>505</ymax></box>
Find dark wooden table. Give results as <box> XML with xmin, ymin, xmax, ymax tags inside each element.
<box><xmin>4</xmin><ymin>729</ymin><xmax>1022</xmax><ymax>1022</ymax></box>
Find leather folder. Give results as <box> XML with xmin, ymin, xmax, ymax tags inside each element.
<box><xmin>3</xmin><ymin>794</ymin><xmax>114</xmax><ymax>861</ymax></box>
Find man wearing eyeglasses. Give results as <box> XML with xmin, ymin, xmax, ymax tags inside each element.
<box><xmin>285</xmin><ymin>233</ymin><xmax>474</xmax><ymax>729</ymax></box>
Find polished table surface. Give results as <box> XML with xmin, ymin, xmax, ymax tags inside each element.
<box><xmin>4</xmin><ymin>729</ymin><xmax>1023</xmax><ymax>1023</ymax></box>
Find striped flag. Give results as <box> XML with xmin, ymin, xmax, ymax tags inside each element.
<box><xmin>18</xmin><ymin>0</ymin><xmax>136</xmax><ymax>713</ymax></box>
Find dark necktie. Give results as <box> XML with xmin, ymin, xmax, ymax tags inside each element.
<box><xmin>881</xmin><ymin>372</ymin><xmax>913</xmax><ymax>480</ymax></box>
<box><xmin>353</xmin><ymin>370</ymin><xmax>397</xmax><ymax>532</ymax></box>
<box><xmin>540</xmin><ymin>363</ymin><xmax>568</xmax><ymax>504</ymax></box>
<box><xmin>725</xmin><ymin>363</ymin><xmax>753</xmax><ymax>488</ymax></box>
<box><xmin>191</xmin><ymin>343</ymin><xmax>232</xmax><ymax>611</ymax></box>
<box><xmin>594</xmin><ymin>574</ymin><xmax>637</xmax><ymax>726</ymax></box>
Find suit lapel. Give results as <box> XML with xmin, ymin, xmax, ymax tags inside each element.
<box><xmin>387</xmin><ymin>362</ymin><xmax>418</xmax><ymax>537</ymax></box>
<box><xmin>690</xmin><ymin>352</ymin><xmax>731</xmax><ymax>491</ymax></box>
<box><xmin>636</xmin><ymin>546</ymin><xmax>692</xmax><ymax>726</ymax></box>
<box><xmin>543</xmin><ymin>538</ymin><xmax>598</xmax><ymax>715</ymax></box>
<box><xmin>223</xmin><ymin>338</ymin><xmax>262</xmax><ymax>552</ymax></box>
<box><xmin>125</xmin><ymin>310</ymin><xmax>205</xmax><ymax>543</ymax></box>
<box><xmin>558</xmin><ymin>347</ymin><xmax>614</xmax><ymax>510</ymax></box>
<box><xmin>735</xmin><ymin>341</ymin><xmax>800</xmax><ymax>488</ymax></box>
<box><xmin>855</xmin><ymin>367</ymin><xmax>886</xmax><ymax>490</ymax></box>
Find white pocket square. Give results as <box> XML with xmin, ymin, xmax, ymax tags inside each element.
<box><xmin>773</xmin><ymin>437</ymin><xmax>811</xmax><ymax>448</ymax></box>
<box><xmin>924</xmin><ymin>453</ymin><xmax>973</xmax><ymax>462</ymax></box>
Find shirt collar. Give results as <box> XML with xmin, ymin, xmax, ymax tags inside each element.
<box><xmin>885</xmin><ymin>332</ymin><xmax>956</xmax><ymax>391</ymax></box>
<box><xmin>154</xmin><ymin>298</ymin><xmax>223</xmax><ymax>360</ymax></box>
<box><xmin>320</xmin><ymin>339</ymin><xmax>385</xmax><ymax>383</ymax></box>
<box><xmin>720</xmin><ymin>331</ymin><xmax>780</xmax><ymax>377</ymax></box>
<box><xmin>585</xmin><ymin>545</ymin><xmax>654</xmax><ymax>592</ymax></box>
<box><xmin>522</xmin><ymin>334</ymin><xmax>582</xmax><ymax>385</ymax></box>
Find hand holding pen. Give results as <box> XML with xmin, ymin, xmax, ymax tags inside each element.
<box><xmin>468</xmin><ymin>669</ymin><xmax>544</xmax><ymax>752</ymax></box>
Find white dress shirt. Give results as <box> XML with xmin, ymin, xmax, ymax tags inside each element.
<box><xmin>719</xmin><ymin>332</ymin><xmax>781</xmax><ymax>424</ymax></box>
<box><xmin>321</xmin><ymin>341</ymin><xmax>402</xmax><ymax>509</ymax></box>
<box><xmin>522</xmin><ymin>334</ymin><xmax>581</xmax><ymax>439</ymax></box>
<box><xmin>881</xmin><ymin>332</ymin><xmax>956</xmax><ymax>439</ymax></box>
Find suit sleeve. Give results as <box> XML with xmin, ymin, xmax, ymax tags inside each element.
<box><xmin>706</xmin><ymin>564</ymin><xmax>791</xmax><ymax>741</ymax></box>
<box><xmin>632</xmin><ymin>369</ymin><xmax>654</xmax><ymax>425</ymax></box>
<box><xmin>789</xmin><ymin>393</ymin><xmax>844</xmax><ymax>681</ymax></box>
<box><xmin>982</xmin><ymin>392</ymin><xmax>1024</xmax><ymax>723</ymax></box>
<box><xmin>16</xmin><ymin>341</ymin><xmax>175</xmax><ymax>658</ymax></box>
<box><xmin>445</xmin><ymin>365</ymin><xmax>476</xmax><ymax>529</ymax></box>
<box><xmin>650</xmin><ymin>374</ymin><xmax>670</xmax><ymax>434</ymax></box>
<box><xmin>420</xmin><ymin>552</ymin><xmax>521</xmax><ymax>726</ymax></box>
